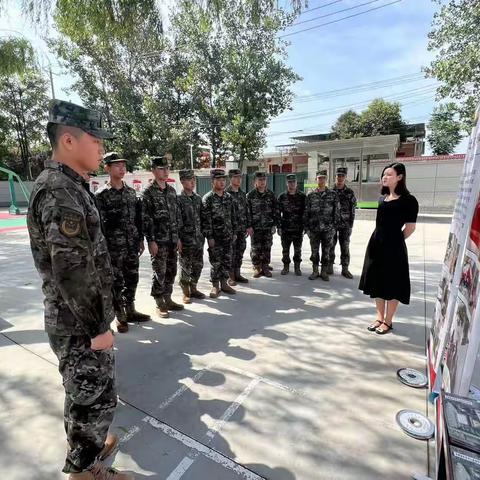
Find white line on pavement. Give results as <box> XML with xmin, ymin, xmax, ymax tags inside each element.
<box><xmin>165</xmin><ymin>378</ymin><xmax>262</xmax><ymax>479</ymax></box>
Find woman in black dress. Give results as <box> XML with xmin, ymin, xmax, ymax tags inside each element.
<box><xmin>359</xmin><ymin>163</ymin><xmax>419</xmax><ymax>334</ymax></box>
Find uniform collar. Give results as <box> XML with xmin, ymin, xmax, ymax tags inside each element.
<box><xmin>315</xmin><ymin>187</ymin><xmax>329</xmax><ymax>193</ymax></box>
<box><xmin>181</xmin><ymin>190</ymin><xmax>194</xmax><ymax>197</ymax></box>
<box><xmin>104</xmin><ymin>180</ymin><xmax>126</xmax><ymax>191</ymax></box>
<box><xmin>46</xmin><ymin>159</ymin><xmax>87</xmax><ymax>185</ymax></box>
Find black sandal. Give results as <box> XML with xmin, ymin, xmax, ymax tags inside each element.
<box><xmin>375</xmin><ymin>322</ymin><xmax>393</xmax><ymax>335</ymax></box>
<box><xmin>367</xmin><ymin>320</ymin><xmax>383</xmax><ymax>332</ymax></box>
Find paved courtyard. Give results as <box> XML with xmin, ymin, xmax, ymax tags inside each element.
<box><xmin>0</xmin><ymin>216</ymin><xmax>448</xmax><ymax>479</ymax></box>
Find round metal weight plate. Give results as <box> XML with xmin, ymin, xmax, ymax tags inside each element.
<box><xmin>396</xmin><ymin>410</ymin><xmax>434</xmax><ymax>440</ymax></box>
<box><xmin>397</xmin><ymin>368</ymin><xmax>428</xmax><ymax>388</ymax></box>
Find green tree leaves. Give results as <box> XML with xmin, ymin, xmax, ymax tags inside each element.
<box><xmin>427</xmin><ymin>102</ymin><xmax>462</xmax><ymax>155</ymax></box>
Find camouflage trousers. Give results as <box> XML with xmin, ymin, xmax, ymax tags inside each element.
<box><xmin>329</xmin><ymin>227</ymin><xmax>352</xmax><ymax>267</ymax></box>
<box><xmin>251</xmin><ymin>229</ymin><xmax>273</xmax><ymax>267</ymax></box>
<box><xmin>231</xmin><ymin>232</ymin><xmax>247</xmax><ymax>270</ymax></box>
<box><xmin>151</xmin><ymin>243</ymin><xmax>178</xmax><ymax>298</ymax></box>
<box><xmin>309</xmin><ymin>230</ymin><xmax>335</xmax><ymax>266</ymax></box>
<box><xmin>179</xmin><ymin>243</ymin><xmax>204</xmax><ymax>287</ymax></box>
<box><xmin>48</xmin><ymin>334</ymin><xmax>116</xmax><ymax>474</ymax></box>
<box><xmin>208</xmin><ymin>239</ymin><xmax>232</xmax><ymax>282</ymax></box>
<box><xmin>110</xmin><ymin>248</ymin><xmax>139</xmax><ymax>309</ymax></box>
<box><xmin>281</xmin><ymin>231</ymin><xmax>303</xmax><ymax>265</ymax></box>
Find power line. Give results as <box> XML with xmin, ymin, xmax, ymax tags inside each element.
<box><xmin>299</xmin><ymin>0</ymin><xmax>345</xmax><ymax>14</ymax></box>
<box><xmin>272</xmin><ymin>85</ymin><xmax>438</xmax><ymax>123</ymax></box>
<box><xmin>290</xmin><ymin>0</ymin><xmax>383</xmax><ymax>28</ymax></box>
<box><xmin>294</xmin><ymin>75</ymin><xmax>428</xmax><ymax>103</ymax></box>
<box><xmin>280</xmin><ymin>0</ymin><xmax>403</xmax><ymax>38</ymax></box>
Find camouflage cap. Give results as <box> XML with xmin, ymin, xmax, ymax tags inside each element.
<box><xmin>254</xmin><ymin>171</ymin><xmax>266</xmax><ymax>179</ymax></box>
<box><xmin>150</xmin><ymin>156</ymin><xmax>169</xmax><ymax>169</ymax></box>
<box><xmin>316</xmin><ymin>169</ymin><xmax>328</xmax><ymax>178</ymax></box>
<box><xmin>179</xmin><ymin>169</ymin><xmax>195</xmax><ymax>180</ymax></box>
<box><xmin>210</xmin><ymin>168</ymin><xmax>227</xmax><ymax>179</ymax></box>
<box><xmin>228</xmin><ymin>168</ymin><xmax>242</xmax><ymax>177</ymax></box>
<box><xmin>103</xmin><ymin>151</ymin><xmax>126</xmax><ymax>165</ymax></box>
<box><xmin>47</xmin><ymin>99</ymin><xmax>114</xmax><ymax>139</ymax></box>
<box><xmin>336</xmin><ymin>167</ymin><xmax>348</xmax><ymax>175</ymax></box>
<box><xmin>286</xmin><ymin>174</ymin><xmax>297</xmax><ymax>182</ymax></box>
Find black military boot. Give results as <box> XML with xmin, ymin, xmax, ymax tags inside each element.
<box><xmin>190</xmin><ymin>283</ymin><xmax>206</xmax><ymax>299</ymax></box>
<box><xmin>155</xmin><ymin>296</ymin><xmax>169</xmax><ymax>318</ymax></box>
<box><xmin>294</xmin><ymin>262</ymin><xmax>302</xmax><ymax>276</ymax></box>
<box><xmin>221</xmin><ymin>279</ymin><xmax>236</xmax><ymax>294</ymax></box>
<box><xmin>262</xmin><ymin>264</ymin><xmax>272</xmax><ymax>278</ymax></box>
<box><xmin>235</xmin><ymin>269</ymin><xmax>249</xmax><ymax>283</ymax></box>
<box><xmin>210</xmin><ymin>281</ymin><xmax>221</xmax><ymax>298</ymax></box>
<box><xmin>341</xmin><ymin>266</ymin><xmax>354</xmax><ymax>279</ymax></box>
<box><xmin>181</xmin><ymin>284</ymin><xmax>191</xmax><ymax>304</ymax></box>
<box><xmin>115</xmin><ymin>306</ymin><xmax>129</xmax><ymax>333</ymax></box>
<box><xmin>320</xmin><ymin>265</ymin><xmax>330</xmax><ymax>281</ymax></box>
<box><xmin>228</xmin><ymin>271</ymin><xmax>237</xmax><ymax>286</ymax></box>
<box><xmin>125</xmin><ymin>303</ymin><xmax>151</xmax><ymax>323</ymax></box>
<box><xmin>326</xmin><ymin>264</ymin><xmax>334</xmax><ymax>275</ymax></box>
<box><xmin>281</xmin><ymin>264</ymin><xmax>289</xmax><ymax>275</ymax></box>
<box><xmin>309</xmin><ymin>265</ymin><xmax>319</xmax><ymax>280</ymax></box>
<box><xmin>165</xmin><ymin>294</ymin><xmax>185</xmax><ymax>311</ymax></box>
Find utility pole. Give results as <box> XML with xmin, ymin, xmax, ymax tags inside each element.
<box><xmin>49</xmin><ymin>65</ymin><xmax>55</xmax><ymax>99</ymax></box>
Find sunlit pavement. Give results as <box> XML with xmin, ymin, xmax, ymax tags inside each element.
<box><xmin>0</xmin><ymin>217</ymin><xmax>447</xmax><ymax>479</ymax></box>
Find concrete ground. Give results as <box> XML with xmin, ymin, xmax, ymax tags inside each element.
<box><xmin>0</xmin><ymin>216</ymin><xmax>449</xmax><ymax>480</ymax></box>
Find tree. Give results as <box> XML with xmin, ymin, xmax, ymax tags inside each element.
<box><xmin>171</xmin><ymin>0</ymin><xmax>300</xmax><ymax>168</ymax></box>
<box><xmin>359</xmin><ymin>98</ymin><xmax>406</xmax><ymax>138</ymax></box>
<box><xmin>425</xmin><ymin>0</ymin><xmax>480</xmax><ymax>131</ymax></box>
<box><xmin>0</xmin><ymin>38</ymin><xmax>49</xmax><ymax>179</ymax></box>
<box><xmin>330</xmin><ymin>99</ymin><xmax>406</xmax><ymax>140</ymax></box>
<box><xmin>331</xmin><ymin>110</ymin><xmax>361</xmax><ymax>139</ymax></box>
<box><xmin>427</xmin><ymin>103</ymin><xmax>462</xmax><ymax>155</ymax></box>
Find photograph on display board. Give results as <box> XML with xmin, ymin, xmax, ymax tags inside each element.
<box><xmin>447</xmin><ymin>232</ymin><xmax>462</xmax><ymax>276</ymax></box>
<box><xmin>449</xmin><ymin>446</ymin><xmax>480</xmax><ymax>480</ymax></box>
<box><xmin>445</xmin><ymin>300</ymin><xmax>472</xmax><ymax>392</ymax></box>
<box><xmin>468</xmin><ymin>197</ymin><xmax>480</xmax><ymax>258</ymax></box>
<box><xmin>432</xmin><ymin>275</ymin><xmax>451</xmax><ymax>356</ymax></box>
<box><xmin>459</xmin><ymin>254</ymin><xmax>480</xmax><ymax>319</ymax></box>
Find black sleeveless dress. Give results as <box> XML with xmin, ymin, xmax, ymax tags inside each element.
<box><xmin>359</xmin><ymin>194</ymin><xmax>419</xmax><ymax>305</ymax></box>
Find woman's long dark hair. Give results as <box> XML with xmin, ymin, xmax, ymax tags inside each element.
<box><xmin>381</xmin><ymin>162</ymin><xmax>409</xmax><ymax>195</ymax></box>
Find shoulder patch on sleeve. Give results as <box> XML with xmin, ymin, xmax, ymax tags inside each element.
<box><xmin>59</xmin><ymin>210</ymin><xmax>83</xmax><ymax>237</ymax></box>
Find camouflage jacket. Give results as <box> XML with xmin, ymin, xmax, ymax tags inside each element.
<box><xmin>246</xmin><ymin>188</ymin><xmax>280</xmax><ymax>231</ymax></box>
<box><xmin>142</xmin><ymin>182</ymin><xmax>182</xmax><ymax>245</ymax></box>
<box><xmin>333</xmin><ymin>185</ymin><xmax>356</xmax><ymax>229</ymax></box>
<box><xmin>278</xmin><ymin>190</ymin><xmax>306</xmax><ymax>233</ymax></box>
<box><xmin>201</xmin><ymin>190</ymin><xmax>235</xmax><ymax>241</ymax></box>
<box><xmin>27</xmin><ymin>160</ymin><xmax>114</xmax><ymax>337</ymax></box>
<box><xmin>225</xmin><ymin>185</ymin><xmax>249</xmax><ymax>233</ymax></box>
<box><xmin>95</xmin><ymin>181</ymin><xmax>143</xmax><ymax>252</ymax></box>
<box><xmin>303</xmin><ymin>188</ymin><xmax>340</xmax><ymax>233</ymax></box>
<box><xmin>178</xmin><ymin>190</ymin><xmax>204</xmax><ymax>247</ymax></box>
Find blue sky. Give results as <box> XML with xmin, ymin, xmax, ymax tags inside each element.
<box><xmin>0</xmin><ymin>0</ymin><xmax>466</xmax><ymax>154</ymax></box>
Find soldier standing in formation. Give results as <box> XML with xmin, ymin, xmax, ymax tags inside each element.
<box><xmin>226</xmin><ymin>168</ymin><xmax>251</xmax><ymax>285</ymax></box>
<box><xmin>329</xmin><ymin>166</ymin><xmax>356</xmax><ymax>279</ymax></box>
<box><xmin>246</xmin><ymin>171</ymin><xmax>280</xmax><ymax>278</ymax></box>
<box><xmin>177</xmin><ymin>169</ymin><xmax>206</xmax><ymax>304</ymax></box>
<box><xmin>278</xmin><ymin>174</ymin><xmax>306</xmax><ymax>276</ymax></box>
<box><xmin>304</xmin><ymin>169</ymin><xmax>340</xmax><ymax>282</ymax></box>
<box><xmin>27</xmin><ymin>100</ymin><xmax>132</xmax><ymax>479</ymax></box>
<box><xmin>143</xmin><ymin>156</ymin><xmax>184</xmax><ymax>319</ymax></box>
<box><xmin>96</xmin><ymin>152</ymin><xmax>150</xmax><ymax>333</ymax></box>
<box><xmin>202</xmin><ymin>169</ymin><xmax>237</xmax><ymax>298</ymax></box>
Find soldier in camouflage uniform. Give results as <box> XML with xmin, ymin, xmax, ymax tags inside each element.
<box><xmin>303</xmin><ymin>169</ymin><xmax>340</xmax><ymax>282</ymax></box>
<box><xmin>226</xmin><ymin>168</ymin><xmax>251</xmax><ymax>285</ymax></box>
<box><xmin>27</xmin><ymin>100</ymin><xmax>132</xmax><ymax>479</ymax></box>
<box><xmin>96</xmin><ymin>152</ymin><xmax>150</xmax><ymax>333</ymax></box>
<box><xmin>246</xmin><ymin>171</ymin><xmax>280</xmax><ymax>278</ymax></box>
<box><xmin>328</xmin><ymin>166</ymin><xmax>357</xmax><ymax>279</ymax></box>
<box><xmin>202</xmin><ymin>169</ymin><xmax>236</xmax><ymax>298</ymax></box>
<box><xmin>177</xmin><ymin>169</ymin><xmax>206</xmax><ymax>303</ymax></box>
<box><xmin>278</xmin><ymin>174</ymin><xmax>306</xmax><ymax>276</ymax></box>
<box><xmin>143</xmin><ymin>156</ymin><xmax>184</xmax><ymax>318</ymax></box>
